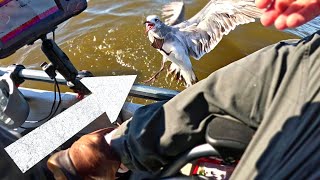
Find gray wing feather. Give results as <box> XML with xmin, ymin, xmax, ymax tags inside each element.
<box><xmin>162</xmin><ymin>1</ymin><xmax>185</xmax><ymax>26</ymax></box>
<box><xmin>176</xmin><ymin>0</ymin><xmax>262</xmax><ymax>60</ymax></box>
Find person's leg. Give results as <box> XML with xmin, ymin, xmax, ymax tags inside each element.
<box><xmin>231</xmin><ymin>31</ymin><xmax>320</xmax><ymax>179</ymax></box>
<box><xmin>112</xmin><ymin>31</ymin><xmax>320</xmax><ymax>173</ymax></box>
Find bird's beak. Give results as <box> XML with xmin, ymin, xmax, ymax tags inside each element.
<box><xmin>144</xmin><ymin>21</ymin><xmax>155</xmax><ymax>34</ymax></box>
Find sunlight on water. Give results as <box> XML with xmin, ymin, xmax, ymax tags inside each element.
<box><xmin>1</xmin><ymin>0</ymin><xmax>317</xmax><ymax>104</ymax></box>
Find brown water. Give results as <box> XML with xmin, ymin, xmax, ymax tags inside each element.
<box><xmin>0</xmin><ymin>0</ymin><xmax>300</xmax><ymax>93</ymax></box>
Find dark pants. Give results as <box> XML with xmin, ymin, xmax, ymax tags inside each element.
<box><xmin>112</xmin><ymin>31</ymin><xmax>320</xmax><ymax>179</ymax></box>
<box><xmin>0</xmin><ymin>125</ymin><xmax>47</xmax><ymax>180</ymax></box>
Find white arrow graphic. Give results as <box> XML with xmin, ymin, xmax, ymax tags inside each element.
<box><xmin>4</xmin><ymin>75</ymin><xmax>136</xmax><ymax>173</ymax></box>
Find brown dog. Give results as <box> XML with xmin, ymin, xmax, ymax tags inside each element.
<box><xmin>47</xmin><ymin>128</ymin><xmax>120</xmax><ymax>180</ymax></box>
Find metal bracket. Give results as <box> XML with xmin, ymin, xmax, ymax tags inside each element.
<box><xmin>6</xmin><ymin>64</ymin><xmax>26</xmax><ymax>86</ymax></box>
<box><xmin>41</xmin><ymin>38</ymin><xmax>91</xmax><ymax>95</ymax></box>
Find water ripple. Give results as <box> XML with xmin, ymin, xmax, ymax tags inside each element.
<box><xmin>0</xmin><ymin>0</ymin><xmax>316</xmax><ymax>93</ymax></box>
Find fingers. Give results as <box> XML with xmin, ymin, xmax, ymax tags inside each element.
<box><xmin>286</xmin><ymin>13</ymin><xmax>308</xmax><ymax>28</ymax></box>
<box><xmin>257</xmin><ymin>0</ymin><xmax>320</xmax><ymax>29</ymax></box>
<box><xmin>255</xmin><ymin>0</ymin><xmax>273</xmax><ymax>9</ymax></box>
<box><xmin>260</xmin><ymin>7</ymin><xmax>281</xmax><ymax>26</ymax></box>
<box><xmin>286</xmin><ymin>1</ymin><xmax>320</xmax><ymax>28</ymax></box>
<box><xmin>273</xmin><ymin>3</ymin><xmax>303</xmax><ymax>29</ymax></box>
<box><xmin>258</xmin><ymin>0</ymin><xmax>295</xmax><ymax>27</ymax></box>
<box><xmin>273</xmin><ymin>0</ymin><xmax>295</xmax><ymax>12</ymax></box>
<box><xmin>274</xmin><ymin>0</ymin><xmax>320</xmax><ymax>29</ymax></box>
<box><xmin>256</xmin><ymin>0</ymin><xmax>320</xmax><ymax>30</ymax></box>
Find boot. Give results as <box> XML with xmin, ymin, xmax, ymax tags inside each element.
<box><xmin>47</xmin><ymin>128</ymin><xmax>120</xmax><ymax>180</ymax></box>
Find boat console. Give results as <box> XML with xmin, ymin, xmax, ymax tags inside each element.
<box><xmin>0</xmin><ymin>0</ymin><xmax>87</xmax><ymax>59</ymax></box>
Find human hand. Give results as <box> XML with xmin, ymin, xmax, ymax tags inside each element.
<box><xmin>255</xmin><ymin>0</ymin><xmax>320</xmax><ymax>30</ymax></box>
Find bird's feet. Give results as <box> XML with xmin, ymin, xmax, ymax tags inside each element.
<box><xmin>143</xmin><ymin>75</ymin><xmax>158</xmax><ymax>84</ymax></box>
<box><xmin>143</xmin><ymin>64</ymin><xmax>166</xmax><ymax>84</ymax></box>
<box><xmin>143</xmin><ymin>68</ymin><xmax>164</xmax><ymax>84</ymax></box>
<box><xmin>167</xmin><ymin>63</ymin><xmax>198</xmax><ymax>88</ymax></box>
<box><xmin>167</xmin><ymin>63</ymin><xmax>183</xmax><ymax>81</ymax></box>
<box><xmin>144</xmin><ymin>63</ymin><xmax>198</xmax><ymax>88</ymax></box>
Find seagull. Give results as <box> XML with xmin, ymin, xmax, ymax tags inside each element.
<box><xmin>143</xmin><ymin>0</ymin><xmax>262</xmax><ymax>87</ymax></box>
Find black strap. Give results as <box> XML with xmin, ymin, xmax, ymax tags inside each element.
<box><xmin>151</xmin><ymin>37</ymin><xmax>172</xmax><ymax>56</ymax></box>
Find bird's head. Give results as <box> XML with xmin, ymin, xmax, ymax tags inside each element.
<box><xmin>144</xmin><ymin>15</ymin><xmax>163</xmax><ymax>33</ymax></box>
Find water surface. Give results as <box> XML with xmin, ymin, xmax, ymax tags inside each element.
<box><xmin>0</xmin><ymin>0</ymin><xmax>308</xmax><ymax>96</ymax></box>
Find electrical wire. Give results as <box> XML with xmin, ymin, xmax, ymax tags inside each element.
<box><xmin>53</xmin><ymin>30</ymin><xmax>55</xmax><ymax>41</ymax></box>
<box><xmin>21</xmin><ymin>34</ymin><xmax>64</xmax><ymax>129</ymax></box>
<box><xmin>50</xmin><ymin>78</ymin><xmax>62</xmax><ymax>117</ymax></box>
<box><xmin>25</xmin><ymin>77</ymin><xmax>62</xmax><ymax>124</ymax></box>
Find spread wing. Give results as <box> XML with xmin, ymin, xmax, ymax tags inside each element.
<box><xmin>175</xmin><ymin>0</ymin><xmax>262</xmax><ymax>60</ymax></box>
<box><xmin>162</xmin><ymin>1</ymin><xmax>185</xmax><ymax>26</ymax></box>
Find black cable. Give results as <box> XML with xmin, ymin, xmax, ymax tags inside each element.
<box><xmin>30</xmin><ymin>78</ymin><xmax>61</xmax><ymax>123</ymax></box>
<box><xmin>53</xmin><ymin>31</ymin><xmax>55</xmax><ymax>41</ymax></box>
<box><xmin>43</xmin><ymin>78</ymin><xmax>61</xmax><ymax>120</ymax></box>
<box><xmin>48</xmin><ymin>78</ymin><xmax>58</xmax><ymax>118</ymax></box>
<box><xmin>20</xmin><ymin>78</ymin><xmax>59</xmax><ymax>130</ymax></box>
<box><xmin>50</xmin><ymin>78</ymin><xmax>62</xmax><ymax>117</ymax></box>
